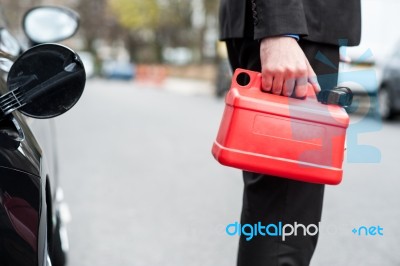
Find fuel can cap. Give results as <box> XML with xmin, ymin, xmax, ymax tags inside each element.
<box><xmin>319</xmin><ymin>87</ymin><xmax>353</xmax><ymax>108</ymax></box>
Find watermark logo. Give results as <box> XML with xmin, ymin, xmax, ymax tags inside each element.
<box><xmin>352</xmin><ymin>225</ymin><xmax>384</xmax><ymax>236</ymax></box>
<box><xmin>225</xmin><ymin>221</ymin><xmax>320</xmax><ymax>241</ymax></box>
<box><xmin>225</xmin><ymin>222</ymin><xmax>385</xmax><ymax>241</ymax></box>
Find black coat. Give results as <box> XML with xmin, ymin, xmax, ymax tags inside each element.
<box><xmin>219</xmin><ymin>0</ymin><xmax>361</xmax><ymax>46</ymax></box>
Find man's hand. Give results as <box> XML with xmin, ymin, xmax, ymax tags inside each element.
<box><xmin>260</xmin><ymin>37</ymin><xmax>320</xmax><ymax>98</ymax></box>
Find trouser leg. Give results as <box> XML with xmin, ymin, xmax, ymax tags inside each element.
<box><xmin>225</xmin><ymin>38</ymin><xmax>340</xmax><ymax>266</ymax></box>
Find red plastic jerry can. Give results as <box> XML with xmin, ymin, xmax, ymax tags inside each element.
<box><xmin>212</xmin><ymin>69</ymin><xmax>350</xmax><ymax>185</ymax></box>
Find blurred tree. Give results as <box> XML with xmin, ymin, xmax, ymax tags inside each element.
<box><xmin>1</xmin><ymin>0</ymin><xmax>220</xmax><ymax>64</ymax></box>
<box><xmin>91</xmin><ymin>0</ymin><xmax>220</xmax><ymax>63</ymax></box>
<box><xmin>2</xmin><ymin>0</ymin><xmax>41</xmax><ymax>32</ymax></box>
<box><xmin>108</xmin><ymin>0</ymin><xmax>160</xmax><ymax>30</ymax></box>
<box><xmin>157</xmin><ymin>0</ymin><xmax>193</xmax><ymax>48</ymax></box>
<box><xmin>107</xmin><ymin>0</ymin><xmax>161</xmax><ymax>62</ymax></box>
<box><xmin>160</xmin><ymin>0</ymin><xmax>218</xmax><ymax>62</ymax></box>
<box><xmin>108</xmin><ymin>0</ymin><xmax>202</xmax><ymax>63</ymax></box>
<box><xmin>193</xmin><ymin>0</ymin><xmax>219</xmax><ymax>62</ymax></box>
<box><xmin>204</xmin><ymin>0</ymin><xmax>218</xmax><ymax>14</ymax></box>
<box><xmin>76</xmin><ymin>0</ymin><xmax>108</xmax><ymax>53</ymax></box>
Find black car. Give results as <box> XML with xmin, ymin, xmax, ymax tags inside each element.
<box><xmin>377</xmin><ymin>48</ymin><xmax>400</xmax><ymax>119</ymax></box>
<box><xmin>0</xmin><ymin>5</ymin><xmax>85</xmax><ymax>266</ymax></box>
<box><xmin>341</xmin><ymin>47</ymin><xmax>400</xmax><ymax>120</ymax></box>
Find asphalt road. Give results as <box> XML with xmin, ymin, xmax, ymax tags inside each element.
<box><xmin>54</xmin><ymin>78</ymin><xmax>400</xmax><ymax>266</ymax></box>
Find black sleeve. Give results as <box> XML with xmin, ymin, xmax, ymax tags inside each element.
<box><xmin>252</xmin><ymin>0</ymin><xmax>309</xmax><ymax>40</ymax></box>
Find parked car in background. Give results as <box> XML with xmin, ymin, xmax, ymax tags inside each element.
<box><xmin>339</xmin><ymin>41</ymin><xmax>400</xmax><ymax>120</ymax></box>
<box><xmin>338</xmin><ymin>0</ymin><xmax>400</xmax><ymax>119</ymax></box>
<box><xmin>101</xmin><ymin>59</ymin><xmax>135</xmax><ymax>80</ymax></box>
<box><xmin>0</xmin><ymin>5</ymin><xmax>85</xmax><ymax>266</ymax></box>
<box><xmin>376</xmin><ymin>48</ymin><xmax>400</xmax><ymax>119</ymax></box>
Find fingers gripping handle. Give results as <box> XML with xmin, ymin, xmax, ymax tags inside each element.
<box><xmin>232</xmin><ymin>68</ymin><xmax>318</xmax><ymax>102</ymax></box>
<box><xmin>232</xmin><ymin>69</ymin><xmax>352</xmax><ymax>107</ymax></box>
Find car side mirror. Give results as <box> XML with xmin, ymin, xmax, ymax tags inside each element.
<box><xmin>23</xmin><ymin>6</ymin><xmax>79</xmax><ymax>44</ymax></box>
<box><xmin>0</xmin><ymin>44</ymin><xmax>85</xmax><ymax>119</ymax></box>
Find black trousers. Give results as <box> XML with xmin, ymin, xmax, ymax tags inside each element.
<box><xmin>225</xmin><ymin>38</ymin><xmax>340</xmax><ymax>266</ymax></box>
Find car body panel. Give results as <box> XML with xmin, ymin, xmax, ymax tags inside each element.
<box><xmin>0</xmin><ymin>5</ymin><xmax>76</xmax><ymax>266</ymax></box>
<box><xmin>0</xmin><ymin>167</ymin><xmax>41</xmax><ymax>266</ymax></box>
<box><xmin>0</xmin><ymin>100</ymin><xmax>51</xmax><ymax>266</ymax></box>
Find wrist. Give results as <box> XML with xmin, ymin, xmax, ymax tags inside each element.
<box><xmin>260</xmin><ymin>35</ymin><xmax>300</xmax><ymax>44</ymax></box>
<box><xmin>260</xmin><ymin>36</ymin><xmax>298</xmax><ymax>47</ymax></box>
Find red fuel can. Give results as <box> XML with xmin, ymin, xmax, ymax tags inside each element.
<box><xmin>212</xmin><ymin>69</ymin><xmax>350</xmax><ymax>185</ymax></box>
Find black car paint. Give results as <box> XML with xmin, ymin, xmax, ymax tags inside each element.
<box><xmin>0</xmin><ymin>6</ymin><xmax>79</xmax><ymax>266</ymax></box>
<box><xmin>0</xmin><ymin>97</ymin><xmax>48</xmax><ymax>266</ymax></box>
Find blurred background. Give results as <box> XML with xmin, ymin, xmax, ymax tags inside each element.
<box><xmin>3</xmin><ymin>0</ymin><xmax>400</xmax><ymax>265</ymax></box>
<box><xmin>2</xmin><ymin>0</ymin><xmax>222</xmax><ymax>85</ymax></box>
